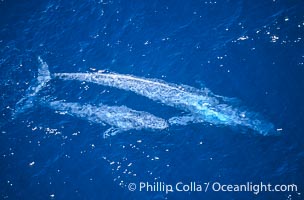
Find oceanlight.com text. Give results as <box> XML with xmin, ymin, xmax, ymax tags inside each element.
<box><xmin>127</xmin><ymin>181</ymin><xmax>298</xmax><ymax>195</ymax></box>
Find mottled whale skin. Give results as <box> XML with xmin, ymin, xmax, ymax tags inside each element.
<box><xmin>47</xmin><ymin>101</ymin><xmax>168</xmax><ymax>138</ymax></box>
<box><xmin>50</xmin><ymin>62</ymin><xmax>275</xmax><ymax>135</ymax></box>
<box><xmin>15</xmin><ymin>57</ymin><xmax>276</xmax><ymax>136</ymax></box>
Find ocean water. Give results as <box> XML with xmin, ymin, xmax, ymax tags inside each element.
<box><xmin>0</xmin><ymin>0</ymin><xmax>304</xmax><ymax>199</ymax></box>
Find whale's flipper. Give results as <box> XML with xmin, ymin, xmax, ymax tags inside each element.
<box><xmin>13</xmin><ymin>57</ymin><xmax>51</xmax><ymax>118</ymax></box>
<box><xmin>103</xmin><ymin>127</ymin><xmax>123</xmax><ymax>138</ymax></box>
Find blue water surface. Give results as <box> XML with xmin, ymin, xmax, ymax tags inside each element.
<box><xmin>0</xmin><ymin>0</ymin><xmax>304</xmax><ymax>199</ymax></box>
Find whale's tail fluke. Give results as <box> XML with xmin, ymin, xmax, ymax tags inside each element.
<box><xmin>12</xmin><ymin>57</ymin><xmax>51</xmax><ymax>118</ymax></box>
<box><xmin>37</xmin><ymin>56</ymin><xmax>51</xmax><ymax>87</ymax></box>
